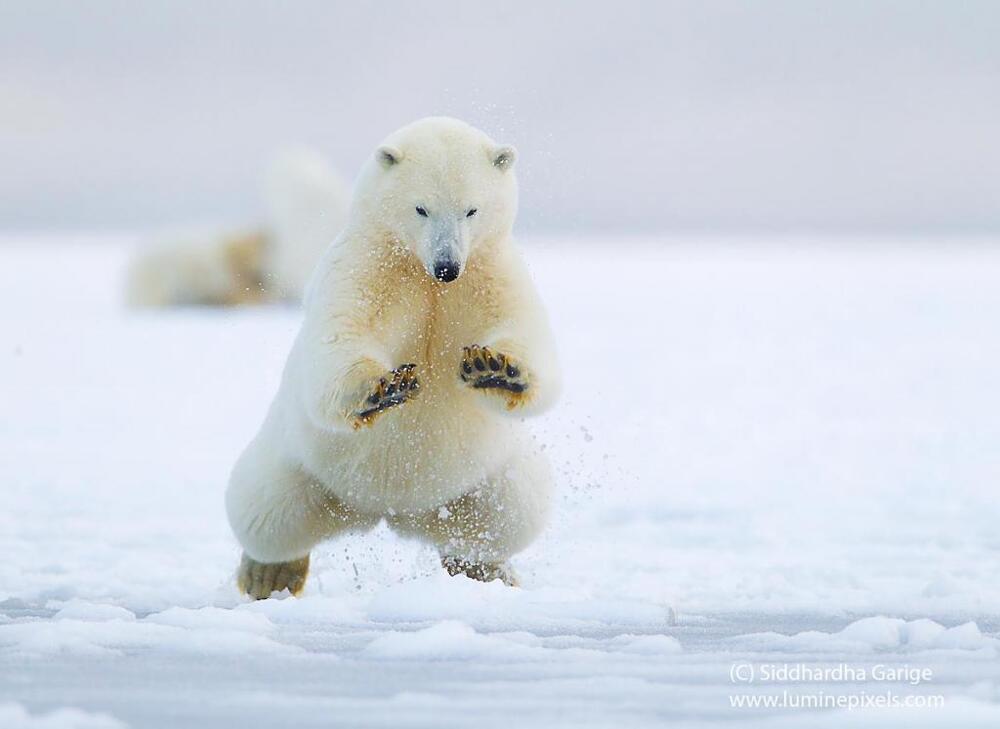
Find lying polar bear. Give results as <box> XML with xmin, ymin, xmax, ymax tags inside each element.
<box><xmin>226</xmin><ymin>117</ymin><xmax>560</xmax><ymax>598</ymax></box>
<box><xmin>125</xmin><ymin>147</ymin><xmax>350</xmax><ymax>307</ymax></box>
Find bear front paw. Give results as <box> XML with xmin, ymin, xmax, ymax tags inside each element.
<box><xmin>353</xmin><ymin>364</ymin><xmax>419</xmax><ymax>428</ymax></box>
<box><xmin>460</xmin><ymin>345</ymin><xmax>528</xmax><ymax>408</ymax></box>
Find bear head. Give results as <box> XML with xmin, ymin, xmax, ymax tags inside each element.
<box><xmin>352</xmin><ymin>117</ymin><xmax>518</xmax><ymax>284</ymax></box>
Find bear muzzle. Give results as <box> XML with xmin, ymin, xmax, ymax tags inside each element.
<box><xmin>433</xmin><ymin>259</ymin><xmax>461</xmax><ymax>283</ymax></box>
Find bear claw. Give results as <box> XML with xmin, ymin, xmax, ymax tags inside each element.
<box><xmin>238</xmin><ymin>553</ymin><xmax>310</xmax><ymax>600</ymax></box>
<box><xmin>460</xmin><ymin>346</ymin><xmax>528</xmax><ymax>403</ymax></box>
<box><xmin>442</xmin><ymin>555</ymin><xmax>519</xmax><ymax>587</ymax></box>
<box><xmin>354</xmin><ymin>364</ymin><xmax>419</xmax><ymax>427</ymax></box>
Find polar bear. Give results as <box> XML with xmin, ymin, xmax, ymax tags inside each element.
<box><xmin>125</xmin><ymin>147</ymin><xmax>350</xmax><ymax>307</ymax></box>
<box><xmin>226</xmin><ymin>117</ymin><xmax>560</xmax><ymax>598</ymax></box>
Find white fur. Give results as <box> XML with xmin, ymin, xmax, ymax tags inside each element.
<box><xmin>125</xmin><ymin>228</ymin><xmax>256</xmax><ymax>307</ymax></box>
<box><xmin>226</xmin><ymin>117</ymin><xmax>559</xmax><ymax>568</ymax></box>
<box><xmin>124</xmin><ymin>147</ymin><xmax>349</xmax><ymax>307</ymax></box>
<box><xmin>262</xmin><ymin>147</ymin><xmax>351</xmax><ymax>301</ymax></box>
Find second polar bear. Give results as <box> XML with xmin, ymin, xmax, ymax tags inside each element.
<box><xmin>226</xmin><ymin>117</ymin><xmax>560</xmax><ymax>598</ymax></box>
<box><xmin>125</xmin><ymin>148</ymin><xmax>350</xmax><ymax>307</ymax></box>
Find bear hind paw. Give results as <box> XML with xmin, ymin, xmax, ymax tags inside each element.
<box><xmin>442</xmin><ymin>555</ymin><xmax>519</xmax><ymax>587</ymax></box>
<box><xmin>237</xmin><ymin>553</ymin><xmax>310</xmax><ymax>600</ymax></box>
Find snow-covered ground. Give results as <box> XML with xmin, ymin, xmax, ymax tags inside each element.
<box><xmin>2</xmin><ymin>235</ymin><xmax>1000</xmax><ymax>728</ymax></box>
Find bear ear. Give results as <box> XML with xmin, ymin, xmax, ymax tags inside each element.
<box><xmin>492</xmin><ymin>145</ymin><xmax>517</xmax><ymax>171</ymax></box>
<box><xmin>377</xmin><ymin>145</ymin><xmax>403</xmax><ymax>169</ymax></box>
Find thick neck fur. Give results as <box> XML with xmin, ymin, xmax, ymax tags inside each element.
<box><xmin>306</xmin><ymin>221</ymin><xmax>514</xmax><ymax>384</ymax></box>
<box><xmin>332</xmin><ymin>220</ymin><xmax>510</xmax><ymax>307</ymax></box>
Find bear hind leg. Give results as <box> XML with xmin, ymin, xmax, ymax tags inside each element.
<box><xmin>227</xmin><ymin>448</ymin><xmax>378</xmax><ymax>599</ymax></box>
<box><xmin>388</xmin><ymin>447</ymin><xmax>552</xmax><ymax>587</ymax></box>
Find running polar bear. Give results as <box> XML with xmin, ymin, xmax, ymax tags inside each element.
<box><xmin>226</xmin><ymin>117</ymin><xmax>560</xmax><ymax>598</ymax></box>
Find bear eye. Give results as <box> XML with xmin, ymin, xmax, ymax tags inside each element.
<box><xmin>466</xmin><ymin>208</ymin><xmax>477</xmax><ymax>218</ymax></box>
<box><xmin>415</xmin><ymin>206</ymin><xmax>428</xmax><ymax>217</ymax></box>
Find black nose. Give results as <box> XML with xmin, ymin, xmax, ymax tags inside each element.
<box><xmin>433</xmin><ymin>261</ymin><xmax>460</xmax><ymax>282</ymax></box>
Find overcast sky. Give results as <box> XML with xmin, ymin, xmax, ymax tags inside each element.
<box><xmin>1</xmin><ymin>0</ymin><xmax>998</xmax><ymax>233</ymax></box>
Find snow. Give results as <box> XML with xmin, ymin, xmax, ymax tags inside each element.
<box><xmin>51</xmin><ymin>600</ymin><xmax>136</xmax><ymax>623</ymax></box>
<box><xmin>2</xmin><ymin>234</ymin><xmax>1000</xmax><ymax>726</ymax></box>
<box><xmin>360</xmin><ymin>621</ymin><xmax>541</xmax><ymax>661</ymax></box>
<box><xmin>734</xmin><ymin>616</ymin><xmax>997</xmax><ymax>654</ymax></box>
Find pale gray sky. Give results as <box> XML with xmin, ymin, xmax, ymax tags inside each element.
<box><xmin>1</xmin><ymin>0</ymin><xmax>998</xmax><ymax>233</ymax></box>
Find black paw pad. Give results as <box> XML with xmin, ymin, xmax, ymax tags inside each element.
<box><xmin>355</xmin><ymin>364</ymin><xmax>420</xmax><ymax>423</ymax></box>
<box><xmin>460</xmin><ymin>345</ymin><xmax>528</xmax><ymax>397</ymax></box>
